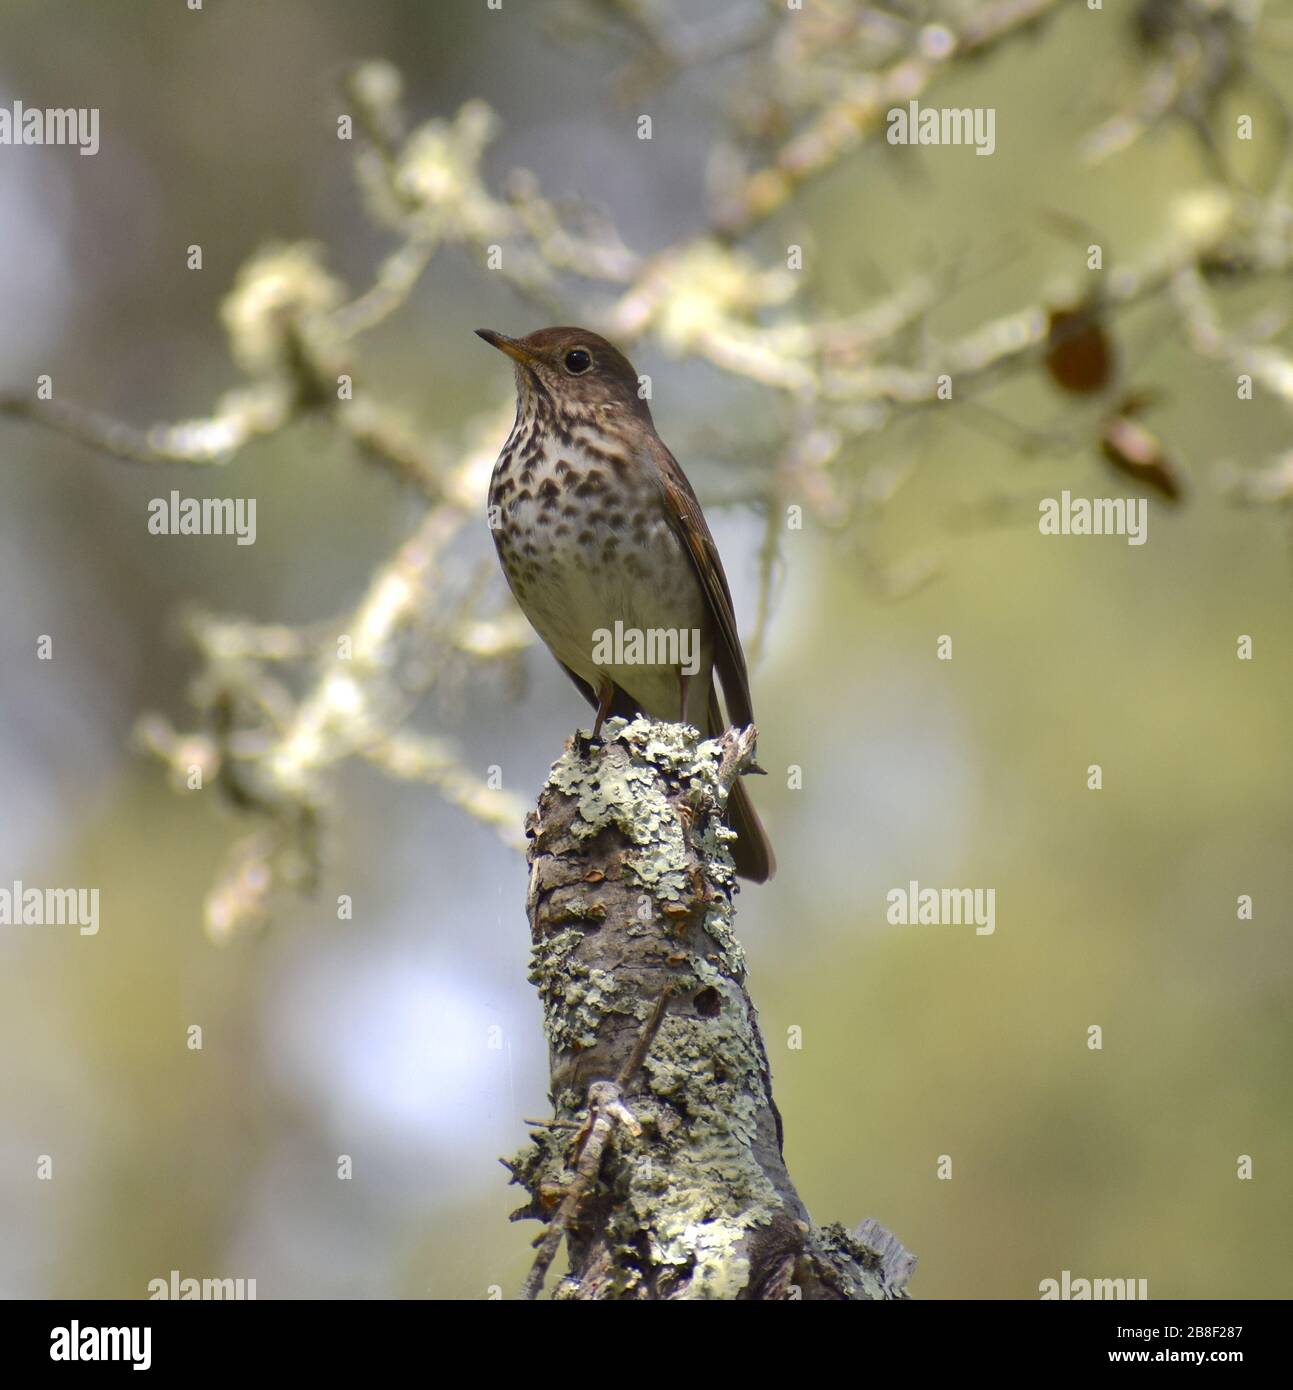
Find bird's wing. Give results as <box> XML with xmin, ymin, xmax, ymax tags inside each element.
<box><xmin>646</xmin><ymin>434</ymin><xmax>754</xmax><ymax>731</ymax></box>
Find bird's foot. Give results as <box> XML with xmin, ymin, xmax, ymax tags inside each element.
<box><xmin>573</xmin><ymin>728</ymin><xmax>603</xmax><ymax>758</ymax></box>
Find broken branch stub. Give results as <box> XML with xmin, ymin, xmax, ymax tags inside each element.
<box><xmin>505</xmin><ymin>716</ymin><xmax>913</xmax><ymax>1300</ymax></box>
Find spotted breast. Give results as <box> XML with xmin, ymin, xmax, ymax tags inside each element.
<box><xmin>489</xmin><ymin>401</ymin><xmax>713</xmax><ymax>724</ymax></box>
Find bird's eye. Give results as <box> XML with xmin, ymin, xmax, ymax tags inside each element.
<box><xmin>564</xmin><ymin>348</ymin><xmax>592</xmax><ymax>375</ymax></box>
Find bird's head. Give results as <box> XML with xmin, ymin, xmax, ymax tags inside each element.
<box><xmin>475</xmin><ymin>326</ymin><xmax>652</xmax><ymax>423</ymax></box>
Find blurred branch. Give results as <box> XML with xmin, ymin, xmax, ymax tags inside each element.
<box><xmin>708</xmin><ymin>0</ymin><xmax>1063</xmax><ymax>236</ymax></box>
<box><xmin>1171</xmin><ymin>261</ymin><xmax>1293</xmax><ymax>404</ymax></box>
<box><xmin>507</xmin><ymin>716</ymin><xmax>915</xmax><ymax>1300</ymax></box>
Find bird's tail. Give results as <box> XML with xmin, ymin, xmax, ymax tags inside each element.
<box><xmin>706</xmin><ymin>687</ymin><xmax>775</xmax><ymax>882</ymax></box>
<box><xmin>725</xmin><ymin>774</ymin><xmax>776</xmax><ymax>883</ymax></box>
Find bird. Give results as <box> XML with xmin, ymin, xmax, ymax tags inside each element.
<box><xmin>477</xmin><ymin>325</ymin><xmax>775</xmax><ymax>883</ymax></box>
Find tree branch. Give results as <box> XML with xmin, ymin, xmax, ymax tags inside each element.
<box><xmin>504</xmin><ymin>716</ymin><xmax>914</xmax><ymax>1300</ymax></box>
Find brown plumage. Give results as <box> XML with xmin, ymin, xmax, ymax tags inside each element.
<box><xmin>478</xmin><ymin>325</ymin><xmax>775</xmax><ymax>882</ymax></box>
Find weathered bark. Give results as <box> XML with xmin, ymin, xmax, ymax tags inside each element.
<box><xmin>505</xmin><ymin>716</ymin><xmax>915</xmax><ymax>1300</ymax></box>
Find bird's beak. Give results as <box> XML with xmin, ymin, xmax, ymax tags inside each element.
<box><xmin>475</xmin><ymin>329</ymin><xmax>538</xmax><ymax>367</ymax></box>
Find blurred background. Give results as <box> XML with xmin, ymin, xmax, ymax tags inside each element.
<box><xmin>1</xmin><ymin>0</ymin><xmax>1290</xmax><ymax>1299</ymax></box>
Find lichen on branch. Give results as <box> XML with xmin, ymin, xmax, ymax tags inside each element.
<box><xmin>506</xmin><ymin>717</ymin><xmax>912</xmax><ymax>1300</ymax></box>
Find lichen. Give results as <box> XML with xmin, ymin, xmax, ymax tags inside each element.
<box><xmin>544</xmin><ymin>717</ymin><xmax>739</xmax><ymax>910</ymax></box>
<box><xmin>529</xmin><ymin>941</ymin><xmax>639</xmax><ymax>1052</ymax></box>
<box><xmin>813</xmin><ymin>1222</ymin><xmax>901</xmax><ymax>1300</ymax></box>
<box><xmin>511</xmin><ymin>715</ymin><xmax>895</xmax><ymax>1300</ymax></box>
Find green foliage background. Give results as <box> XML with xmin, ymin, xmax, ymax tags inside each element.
<box><xmin>0</xmin><ymin>0</ymin><xmax>1289</xmax><ymax>1298</ymax></box>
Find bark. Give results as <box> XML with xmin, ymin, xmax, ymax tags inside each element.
<box><xmin>504</xmin><ymin>716</ymin><xmax>915</xmax><ymax>1300</ymax></box>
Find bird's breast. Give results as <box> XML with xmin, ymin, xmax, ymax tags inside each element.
<box><xmin>488</xmin><ymin>432</ymin><xmax>709</xmax><ymax>706</ymax></box>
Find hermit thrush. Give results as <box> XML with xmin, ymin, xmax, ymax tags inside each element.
<box><xmin>477</xmin><ymin>326</ymin><xmax>775</xmax><ymax>883</ymax></box>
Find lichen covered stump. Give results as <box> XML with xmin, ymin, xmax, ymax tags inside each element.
<box><xmin>505</xmin><ymin>717</ymin><xmax>913</xmax><ymax>1300</ymax></box>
